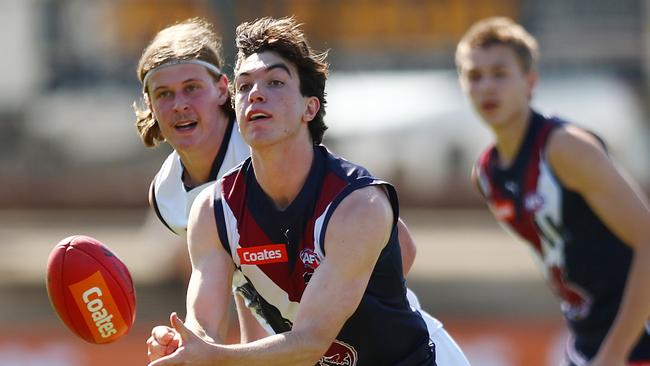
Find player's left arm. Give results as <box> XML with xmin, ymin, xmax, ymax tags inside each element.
<box><xmin>397</xmin><ymin>218</ymin><xmax>417</xmax><ymax>276</ymax></box>
<box><xmin>148</xmin><ymin>185</ymin><xmax>394</xmax><ymax>366</ymax></box>
<box><xmin>289</xmin><ymin>185</ymin><xmax>395</xmax><ymax>357</ymax></box>
<box><xmin>548</xmin><ymin>126</ymin><xmax>650</xmax><ymax>364</ymax></box>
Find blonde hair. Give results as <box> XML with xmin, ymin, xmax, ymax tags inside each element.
<box><xmin>133</xmin><ymin>17</ymin><xmax>232</xmax><ymax>147</ymax></box>
<box><xmin>455</xmin><ymin>17</ymin><xmax>539</xmax><ymax>74</ymax></box>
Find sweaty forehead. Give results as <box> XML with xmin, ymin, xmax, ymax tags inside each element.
<box><xmin>236</xmin><ymin>51</ymin><xmax>295</xmax><ymax>78</ymax></box>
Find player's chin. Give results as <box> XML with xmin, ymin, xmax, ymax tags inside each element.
<box><xmin>482</xmin><ymin>112</ymin><xmax>506</xmax><ymax>127</ymax></box>
<box><xmin>244</xmin><ymin>134</ymin><xmax>277</xmax><ymax>149</ymax></box>
<box><xmin>171</xmin><ymin>137</ymin><xmax>201</xmax><ymax>152</ymax></box>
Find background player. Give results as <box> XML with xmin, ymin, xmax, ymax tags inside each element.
<box><xmin>456</xmin><ymin>16</ymin><xmax>650</xmax><ymax>366</ymax></box>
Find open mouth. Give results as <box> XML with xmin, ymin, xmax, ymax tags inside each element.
<box><xmin>481</xmin><ymin>101</ymin><xmax>498</xmax><ymax>112</ymax></box>
<box><xmin>174</xmin><ymin>121</ymin><xmax>198</xmax><ymax>131</ymax></box>
<box><xmin>247</xmin><ymin>111</ymin><xmax>271</xmax><ymax>121</ymax></box>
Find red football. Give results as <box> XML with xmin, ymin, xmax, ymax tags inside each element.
<box><xmin>46</xmin><ymin>235</ymin><xmax>136</xmax><ymax>344</ymax></box>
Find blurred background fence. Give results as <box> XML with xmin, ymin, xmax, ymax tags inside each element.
<box><xmin>1</xmin><ymin>0</ymin><xmax>649</xmax><ymax>365</ymax></box>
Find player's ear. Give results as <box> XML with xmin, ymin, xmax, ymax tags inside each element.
<box><xmin>214</xmin><ymin>74</ymin><xmax>230</xmax><ymax>105</ymax></box>
<box><xmin>302</xmin><ymin>96</ymin><xmax>320</xmax><ymax>123</ymax></box>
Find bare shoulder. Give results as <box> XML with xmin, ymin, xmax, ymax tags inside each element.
<box><xmin>187</xmin><ymin>182</ymin><xmax>221</xmax><ymax>259</ymax></box>
<box><xmin>191</xmin><ymin>182</ymin><xmax>217</xmax><ymax>220</ymax></box>
<box><xmin>547</xmin><ymin>125</ymin><xmax>610</xmax><ymax>191</ymax></box>
<box><xmin>335</xmin><ymin>185</ymin><xmax>393</xmax><ymax>223</ymax></box>
<box><xmin>325</xmin><ymin>185</ymin><xmax>394</xmax><ymax>254</ymax></box>
<box><xmin>548</xmin><ymin>124</ymin><xmax>604</xmax><ymax>153</ymax></box>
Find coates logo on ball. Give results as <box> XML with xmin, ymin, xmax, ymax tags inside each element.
<box><xmin>69</xmin><ymin>271</ymin><xmax>127</xmax><ymax>341</ymax></box>
<box><xmin>46</xmin><ymin>235</ymin><xmax>136</xmax><ymax>344</ymax></box>
<box><xmin>317</xmin><ymin>340</ymin><xmax>358</xmax><ymax>366</ymax></box>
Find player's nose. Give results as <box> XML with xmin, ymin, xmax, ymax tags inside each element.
<box><xmin>248</xmin><ymin>82</ymin><xmax>266</xmax><ymax>103</ymax></box>
<box><xmin>172</xmin><ymin>94</ymin><xmax>190</xmax><ymax>112</ymax></box>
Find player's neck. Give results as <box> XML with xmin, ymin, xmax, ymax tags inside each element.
<box><xmin>493</xmin><ymin>107</ymin><xmax>532</xmax><ymax>169</ymax></box>
<box><xmin>177</xmin><ymin>117</ymin><xmax>230</xmax><ymax>187</ymax></box>
<box><xmin>251</xmin><ymin>138</ymin><xmax>314</xmax><ymax>211</ymax></box>
<box><xmin>179</xmin><ymin>149</ymin><xmax>218</xmax><ymax>187</ymax></box>
<box><xmin>178</xmin><ymin>138</ymin><xmax>224</xmax><ymax>188</ymax></box>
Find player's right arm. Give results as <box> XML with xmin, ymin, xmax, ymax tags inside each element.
<box><xmin>146</xmin><ymin>185</ymin><xmax>235</xmax><ymax>361</ymax></box>
<box><xmin>184</xmin><ymin>184</ymin><xmax>235</xmax><ymax>342</ymax></box>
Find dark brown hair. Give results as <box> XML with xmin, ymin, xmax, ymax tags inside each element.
<box><xmin>234</xmin><ymin>16</ymin><xmax>329</xmax><ymax>145</ymax></box>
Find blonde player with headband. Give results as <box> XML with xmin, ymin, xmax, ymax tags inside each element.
<box><xmin>138</xmin><ymin>18</ymin><xmax>468</xmax><ymax>365</ymax></box>
<box><xmin>135</xmin><ymin>19</ymin><xmax>249</xmax><ymax>236</ymax></box>
<box><xmin>133</xmin><ymin>18</ymin><xmax>256</xmax><ymax>343</ymax></box>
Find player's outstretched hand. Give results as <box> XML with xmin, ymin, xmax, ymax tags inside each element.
<box><xmin>148</xmin><ymin>312</ymin><xmax>215</xmax><ymax>366</ymax></box>
<box><xmin>146</xmin><ymin>315</ymin><xmax>181</xmax><ymax>362</ymax></box>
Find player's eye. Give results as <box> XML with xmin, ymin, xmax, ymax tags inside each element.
<box><xmin>237</xmin><ymin>83</ymin><xmax>251</xmax><ymax>92</ymax></box>
<box><xmin>494</xmin><ymin>70</ymin><xmax>508</xmax><ymax>79</ymax></box>
<box><xmin>155</xmin><ymin>90</ymin><xmax>173</xmax><ymax>99</ymax></box>
<box><xmin>466</xmin><ymin>72</ymin><xmax>481</xmax><ymax>83</ymax></box>
<box><xmin>185</xmin><ymin>84</ymin><xmax>199</xmax><ymax>93</ymax></box>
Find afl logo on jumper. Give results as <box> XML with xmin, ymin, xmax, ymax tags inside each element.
<box><xmin>237</xmin><ymin>244</ymin><xmax>288</xmax><ymax>265</ymax></box>
<box><xmin>318</xmin><ymin>340</ymin><xmax>358</xmax><ymax>366</ymax></box>
<box><xmin>299</xmin><ymin>248</ymin><xmax>321</xmax><ymax>269</ymax></box>
<box><xmin>524</xmin><ymin>192</ymin><xmax>544</xmax><ymax>212</ymax></box>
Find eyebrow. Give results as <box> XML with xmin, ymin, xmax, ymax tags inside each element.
<box><xmin>237</xmin><ymin>63</ymin><xmax>292</xmax><ymax>78</ymax></box>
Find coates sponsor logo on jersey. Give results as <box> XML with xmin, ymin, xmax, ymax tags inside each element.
<box><xmin>489</xmin><ymin>199</ymin><xmax>514</xmax><ymax>221</ymax></box>
<box><xmin>237</xmin><ymin>244</ymin><xmax>288</xmax><ymax>265</ymax></box>
<box><xmin>317</xmin><ymin>340</ymin><xmax>358</xmax><ymax>366</ymax></box>
<box><xmin>299</xmin><ymin>248</ymin><xmax>321</xmax><ymax>269</ymax></box>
